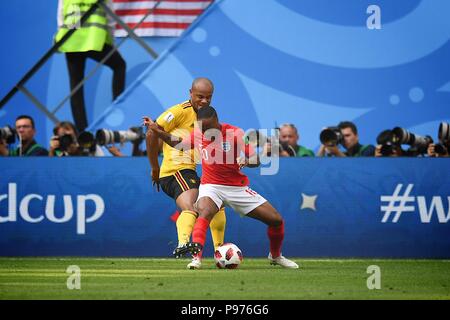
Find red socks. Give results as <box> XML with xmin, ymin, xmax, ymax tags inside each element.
<box><xmin>192</xmin><ymin>217</ymin><xmax>210</xmax><ymax>258</ymax></box>
<box><xmin>267</xmin><ymin>220</ymin><xmax>285</xmax><ymax>259</ymax></box>
<box><xmin>193</xmin><ymin>217</ymin><xmax>284</xmax><ymax>259</ymax></box>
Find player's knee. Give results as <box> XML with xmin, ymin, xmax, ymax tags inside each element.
<box><xmin>177</xmin><ymin>192</ymin><xmax>197</xmax><ymax>212</ymax></box>
<box><xmin>178</xmin><ymin>199</ymin><xmax>195</xmax><ymax>211</ymax></box>
<box><xmin>270</xmin><ymin>213</ymin><xmax>283</xmax><ymax>227</ymax></box>
<box><xmin>194</xmin><ymin>201</ymin><xmax>212</xmax><ymax>218</ymax></box>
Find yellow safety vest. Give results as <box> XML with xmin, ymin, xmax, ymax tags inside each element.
<box><xmin>55</xmin><ymin>0</ymin><xmax>113</xmax><ymax>52</ymax></box>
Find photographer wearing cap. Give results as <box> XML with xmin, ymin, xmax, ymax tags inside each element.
<box><xmin>317</xmin><ymin>121</ymin><xmax>374</xmax><ymax>157</ymax></box>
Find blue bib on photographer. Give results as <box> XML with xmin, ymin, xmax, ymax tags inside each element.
<box><xmin>55</xmin><ymin>0</ymin><xmax>112</xmax><ymax>52</ymax></box>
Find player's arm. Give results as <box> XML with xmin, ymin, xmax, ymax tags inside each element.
<box><xmin>237</xmin><ymin>153</ymin><xmax>260</xmax><ymax>168</ymax></box>
<box><xmin>144</xmin><ymin>118</ymin><xmax>162</xmax><ymax>190</ymax></box>
<box><xmin>143</xmin><ymin>116</ymin><xmax>192</xmax><ymax>151</ymax></box>
<box><xmin>237</xmin><ymin>129</ymin><xmax>260</xmax><ymax>168</ymax></box>
<box><xmin>246</xmin><ymin>154</ymin><xmax>261</xmax><ymax>168</ymax></box>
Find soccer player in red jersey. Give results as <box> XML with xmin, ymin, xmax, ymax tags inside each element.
<box><xmin>143</xmin><ymin>106</ymin><xmax>299</xmax><ymax>269</ymax></box>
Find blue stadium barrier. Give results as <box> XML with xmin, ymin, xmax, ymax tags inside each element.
<box><xmin>1</xmin><ymin>158</ymin><xmax>449</xmax><ymax>258</ymax></box>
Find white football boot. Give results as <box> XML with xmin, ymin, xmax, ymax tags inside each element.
<box><xmin>268</xmin><ymin>253</ymin><xmax>299</xmax><ymax>269</ymax></box>
<box><xmin>187</xmin><ymin>257</ymin><xmax>202</xmax><ymax>270</ymax></box>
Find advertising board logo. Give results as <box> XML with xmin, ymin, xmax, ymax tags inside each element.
<box><xmin>380</xmin><ymin>184</ymin><xmax>449</xmax><ymax>223</ymax></box>
<box><xmin>0</xmin><ymin>183</ymin><xmax>105</xmax><ymax>234</ymax></box>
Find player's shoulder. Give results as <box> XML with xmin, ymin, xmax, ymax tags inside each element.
<box><xmin>157</xmin><ymin>101</ymin><xmax>192</xmax><ymax>125</ymax></box>
<box><xmin>222</xmin><ymin>123</ymin><xmax>244</xmax><ymax>133</ymax></box>
<box><xmin>167</xmin><ymin>100</ymin><xmax>192</xmax><ymax>113</ymax></box>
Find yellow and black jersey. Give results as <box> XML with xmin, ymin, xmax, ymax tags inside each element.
<box><xmin>156</xmin><ymin>100</ymin><xmax>198</xmax><ymax>178</ymax></box>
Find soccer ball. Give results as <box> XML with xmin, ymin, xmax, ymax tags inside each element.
<box><xmin>214</xmin><ymin>243</ymin><xmax>243</xmax><ymax>269</ymax></box>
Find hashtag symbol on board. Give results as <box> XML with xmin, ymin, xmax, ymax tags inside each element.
<box><xmin>380</xmin><ymin>184</ymin><xmax>416</xmax><ymax>223</ymax></box>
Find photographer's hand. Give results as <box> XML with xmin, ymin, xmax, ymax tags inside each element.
<box><xmin>49</xmin><ymin>136</ymin><xmax>60</xmax><ymax>157</ymax></box>
<box><xmin>237</xmin><ymin>156</ymin><xmax>248</xmax><ymax>169</ymax></box>
<box><xmin>317</xmin><ymin>144</ymin><xmax>326</xmax><ymax>157</ymax></box>
<box><xmin>325</xmin><ymin>144</ymin><xmax>346</xmax><ymax>157</ymax></box>
<box><xmin>0</xmin><ymin>139</ymin><xmax>8</xmax><ymax>156</ymax></box>
<box><xmin>427</xmin><ymin>144</ymin><xmax>437</xmax><ymax>157</ymax></box>
<box><xmin>375</xmin><ymin>145</ymin><xmax>383</xmax><ymax>157</ymax></box>
<box><xmin>107</xmin><ymin>145</ymin><xmax>124</xmax><ymax>157</ymax></box>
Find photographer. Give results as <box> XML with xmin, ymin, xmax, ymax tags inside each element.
<box><xmin>427</xmin><ymin>123</ymin><xmax>450</xmax><ymax>157</ymax></box>
<box><xmin>375</xmin><ymin>127</ymin><xmax>434</xmax><ymax>157</ymax></box>
<box><xmin>49</xmin><ymin>121</ymin><xmax>80</xmax><ymax>157</ymax></box>
<box><xmin>1</xmin><ymin>115</ymin><xmax>48</xmax><ymax>157</ymax></box>
<box><xmin>427</xmin><ymin>143</ymin><xmax>449</xmax><ymax>157</ymax></box>
<box><xmin>0</xmin><ymin>138</ymin><xmax>8</xmax><ymax>156</ymax></box>
<box><xmin>50</xmin><ymin>121</ymin><xmax>107</xmax><ymax>157</ymax></box>
<box><xmin>375</xmin><ymin>144</ymin><xmax>408</xmax><ymax>158</ymax></box>
<box><xmin>317</xmin><ymin>121</ymin><xmax>374</xmax><ymax>157</ymax></box>
<box><xmin>278</xmin><ymin>124</ymin><xmax>314</xmax><ymax>157</ymax></box>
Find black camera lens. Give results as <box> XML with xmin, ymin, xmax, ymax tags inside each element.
<box><xmin>380</xmin><ymin>144</ymin><xmax>394</xmax><ymax>157</ymax></box>
<box><xmin>59</xmin><ymin>134</ymin><xmax>75</xmax><ymax>151</ymax></box>
<box><xmin>279</xmin><ymin>141</ymin><xmax>296</xmax><ymax>157</ymax></box>
<box><xmin>0</xmin><ymin>125</ymin><xmax>17</xmax><ymax>144</ymax></box>
<box><xmin>438</xmin><ymin>122</ymin><xmax>450</xmax><ymax>144</ymax></box>
<box><xmin>392</xmin><ymin>127</ymin><xmax>433</xmax><ymax>155</ymax></box>
<box><xmin>376</xmin><ymin>130</ymin><xmax>398</xmax><ymax>156</ymax></box>
<box><xmin>434</xmin><ymin>144</ymin><xmax>448</xmax><ymax>156</ymax></box>
<box><xmin>320</xmin><ymin>127</ymin><xmax>342</xmax><ymax>146</ymax></box>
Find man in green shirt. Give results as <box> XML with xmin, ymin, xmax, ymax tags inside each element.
<box><xmin>0</xmin><ymin>115</ymin><xmax>48</xmax><ymax>157</ymax></box>
<box><xmin>279</xmin><ymin>123</ymin><xmax>314</xmax><ymax>157</ymax></box>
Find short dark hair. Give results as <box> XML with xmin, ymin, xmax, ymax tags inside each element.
<box><xmin>338</xmin><ymin>121</ymin><xmax>358</xmax><ymax>135</ymax></box>
<box><xmin>197</xmin><ymin>106</ymin><xmax>218</xmax><ymax>120</ymax></box>
<box><xmin>16</xmin><ymin>115</ymin><xmax>35</xmax><ymax>129</ymax></box>
<box><xmin>53</xmin><ymin>121</ymin><xmax>79</xmax><ymax>136</ymax></box>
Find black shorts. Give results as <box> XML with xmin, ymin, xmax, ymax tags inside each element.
<box><xmin>159</xmin><ymin>169</ymin><xmax>200</xmax><ymax>200</ymax></box>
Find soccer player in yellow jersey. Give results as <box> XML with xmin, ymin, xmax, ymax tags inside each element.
<box><xmin>145</xmin><ymin>78</ymin><xmax>226</xmax><ymax>259</ymax></box>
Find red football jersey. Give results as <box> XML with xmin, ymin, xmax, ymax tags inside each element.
<box><xmin>184</xmin><ymin>123</ymin><xmax>255</xmax><ymax>186</ymax></box>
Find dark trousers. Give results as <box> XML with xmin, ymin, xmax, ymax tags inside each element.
<box><xmin>65</xmin><ymin>43</ymin><xmax>126</xmax><ymax>132</ymax></box>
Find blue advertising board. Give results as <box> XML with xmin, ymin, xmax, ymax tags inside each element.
<box><xmin>1</xmin><ymin>158</ymin><xmax>449</xmax><ymax>258</ymax></box>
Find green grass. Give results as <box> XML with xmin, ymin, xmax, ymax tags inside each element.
<box><xmin>0</xmin><ymin>258</ymin><xmax>449</xmax><ymax>300</ymax></box>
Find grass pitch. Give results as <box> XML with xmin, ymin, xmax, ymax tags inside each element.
<box><xmin>0</xmin><ymin>258</ymin><xmax>449</xmax><ymax>300</ymax></box>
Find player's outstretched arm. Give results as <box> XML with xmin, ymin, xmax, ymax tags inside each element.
<box><xmin>237</xmin><ymin>154</ymin><xmax>260</xmax><ymax>169</ymax></box>
<box><xmin>142</xmin><ymin>116</ymin><xmax>190</xmax><ymax>151</ymax></box>
<box><xmin>143</xmin><ymin>116</ymin><xmax>162</xmax><ymax>191</ymax></box>
<box><xmin>246</xmin><ymin>154</ymin><xmax>261</xmax><ymax>168</ymax></box>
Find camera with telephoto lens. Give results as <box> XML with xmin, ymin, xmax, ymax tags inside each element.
<box><xmin>376</xmin><ymin>130</ymin><xmax>399</xmax><ymax>156</ymax></box>
<box><xmin>0</xmin><ymin>125</ymin><xmax>17</xmax><ymax>144</ymax></box>
<box><xmin>95</xmin><ymin>127</ymin><xmax>145</xmax><ymax>146</ymax></box>
<box><xmin>279</xmin><ymin>141</ymin><xmax>296</xmax><ymax>157</ymax></box>
<box><xmin>320</xmin><ymin>126</ymin><xmax>343</xmax><ymax>146</ymax></box>
<box><xmin>77</xmin><ymin>131</ymin><xmax>97</xmax><ymax>156</ymax></box>
<box><xmin>56</xmin><ymin>134</ymin><xmax>76</xmax><ymax>152</ymax></box>
<box><xmin>377</xmin><ymin>127</ymin><xmax>433</xmax><ymax>156</ymax></box>
<box><xmin>391</xmin><ymin>127</ymin><xmax>433</xmax><ymax>156</ymax></box>
<box><xmin>434</xmin><ymin>122</ymin><xmax>450</xmax><ymax>156</ymax></box>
